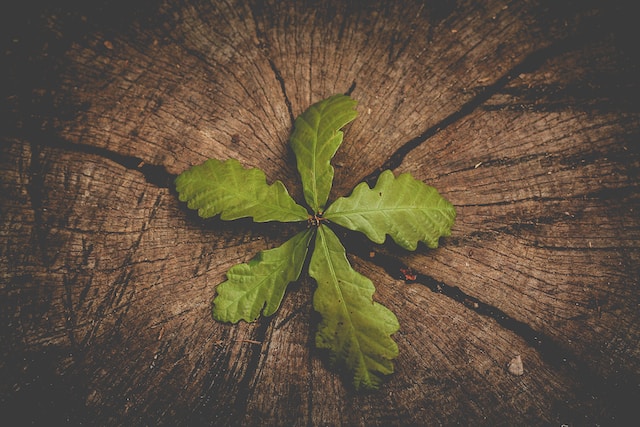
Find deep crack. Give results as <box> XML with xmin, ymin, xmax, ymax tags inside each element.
<box><xmin>340</xmin><ymin>230</ymin><xmax>639</xmax><ymax>420</ymax></box>
<box><xmin>361</xmin><ymin>34</ymin><xmax>597</xmax><ymax>187</ymax></box>
<box><xmin>21</xmin><ymin>131</ymin><xmax>175</xmax><ymax>189</ymax></box>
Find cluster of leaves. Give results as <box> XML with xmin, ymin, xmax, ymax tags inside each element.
<box><xmin>175</xmin><ymin>94</ymin><xmax>456</xmax><ymax>390</ymax></box>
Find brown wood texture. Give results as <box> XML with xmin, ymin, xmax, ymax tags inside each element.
<box><xmin>2</xmin><ymin>0</ymin><xmax>639</xmax><ymax>425</ymax></box>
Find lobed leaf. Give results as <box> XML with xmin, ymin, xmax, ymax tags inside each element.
<box><xmin>213</xmin><ymin>229</ymin><xmax>313</xmax><ymax>323</ymax></box>
<box><xmin>310</xmin><ymin>226</ymin><xmax>399</xmax><ymax>390</ymax></box>
<box><xmin>325</xmin><ymin>170</ymin><xmax>456</xmax><ymax>250</ymax></box>
<box><xmin>175</xmin><ymin>158</ymin><xmax>308</xmax><ymax>222</ymax></box>
<box><xmin>290</xmin><ymin>94</ymin><xmax>358</xmax><ymax>212</ymax></box>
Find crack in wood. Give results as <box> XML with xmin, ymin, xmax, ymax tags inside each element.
<box><xmin>342</xmin><ymin>232</ymin><xmax>640</xmax><ymax>418</ymax></box>
<box><xmin>341</xmin><ymin>231</ymin><xmax>573</xmax><ymax>364</ymax></box>
<box><xmin>361</xmin><ymin>32</ymin><xmax>601</xmax><ymax>187</ymax></box>
<box><xmin>3</xmin><ymin>1</ymin><xmax>639</xmax><ymax>424</ymax></box>
<box><xmin>273</xmin><ymin>302</ymin><xmax>310</xmax><ymax>331</ymax></box>
<box><xmin>343</xmin><ymin>226</ymin><xmax>640</xmax><ymax>407</ymax></box>
<box><xmin>345</xmin><ymin>80</ymin><xmax>356</xmax><ymax>96</ymax></box>
<box><xmin>18</xmin><ymin>131</ymin><xmax>176</xmax><ymax>189</ymax></box>
<box><xmin>268</xmin><ymin>58</ymin><xmax>295</xmax><ymax>126</ymax></box>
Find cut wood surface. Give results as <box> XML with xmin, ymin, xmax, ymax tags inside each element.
<box><xmin>2</xmin><ymin>0</ymin><xmax>639</xmax><ymax>425</ymax></box>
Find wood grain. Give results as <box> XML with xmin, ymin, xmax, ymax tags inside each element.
<box><xmin>2</xmin><ymin>0</ymin><xmax>638</xmax><ymax>425</ymax></box>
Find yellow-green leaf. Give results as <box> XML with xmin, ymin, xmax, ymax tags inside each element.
<box><xmin>310</xmin><ymin>226</ymin><xmax>399</xmax><ymax>390</ymax></box>
<box><xmin>213</xmin><ymin>229</ymin><xmax>313</xmax><ymax>323</ymax></box>
<box><xmin>325</xmin><ymin>170</ymin><xmax>456</xmax><ymax>250</ymax></box>
<box><xmin>290</xmin><ymin>94</ymin><xmax>358</xmax><ymax>212</ymax></box>
<box><xmin>175</xmin><ymin>158</ymin><xmax>308</xmax><ymax>222</ymax></box>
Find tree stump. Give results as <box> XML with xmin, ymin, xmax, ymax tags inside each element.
<box><xmin>2</xmin><ymin>1</ymin><xmax>639</xmax><ymax>425</ymax></box>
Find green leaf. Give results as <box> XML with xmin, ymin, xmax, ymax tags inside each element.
<box><xmin>325</xmin><ymin>170</ymin><xmax>456</xmax><ymax>250</ymax></box>
<box><xmin>309</xmin><ymin>226</ymin><xmax>399</xmax><ymax>390</ymax></box>
<box><xmin>290</xmin><ymin>94</ymin><xmax>358</xmax><ymax>212</ymax></box>
<box><xmin>175</xmin><ymin>158</ymin><xmax>308</xmax><ymax>222</ymax></box>
<box><xmin>213</xmin><ymin>229</ymin><xmax>313</xmax><ymax>323</ymax></box>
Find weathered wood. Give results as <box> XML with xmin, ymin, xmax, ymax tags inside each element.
<box><xmin>2</xmin><ymin>0</ymin><xmax>639</xmax><ymax>425</ymax></box>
